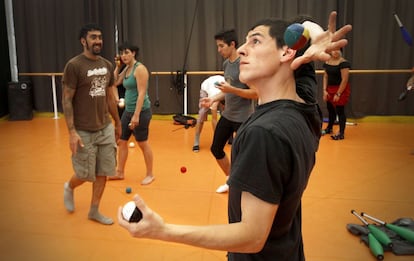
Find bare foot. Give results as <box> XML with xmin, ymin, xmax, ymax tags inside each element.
<box><xmin>108</xmin><ymin>170</ymin><xmax>124</xmax><ymax>180</ymax></box>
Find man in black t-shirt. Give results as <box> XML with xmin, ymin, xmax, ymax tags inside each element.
<box><xmin>117</xmin><ymin>12</ymin><xmax>352</xmax><ymax>261</ymax></box>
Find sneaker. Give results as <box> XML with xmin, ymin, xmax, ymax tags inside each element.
<box><xmin>216</xmin><ymin>184</ymin><xmax>229</xmax><ymax>193</ymax></box>
<box><xmin>331</xmin><ymin>134</ymin><xmax>344</xmax><ymax>140</ymax></box>
<box><xmin>192</xmin><ymin>145</ymin><xmax>200</xmax><ymax>152</ymax></box>
<box><xmin>64</xmin><ymin>182</ymin><xmax>74</xmax><ymax>212</ymax></box>
<box><xmin>321</xmin><ymin>128</ymin><xmax>332</xmax><ymax>135</ymax></box>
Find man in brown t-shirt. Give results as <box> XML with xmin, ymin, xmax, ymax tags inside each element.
<box><xmin>62</xmin><ymin>24</ymin><xmax>121</xmax><ymax>225</ymax></box>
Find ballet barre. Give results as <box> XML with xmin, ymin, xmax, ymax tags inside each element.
<box><xmin>19</xmin><ymin>69</ymin><xmax>413</xmax><ymax>119</ymax></box>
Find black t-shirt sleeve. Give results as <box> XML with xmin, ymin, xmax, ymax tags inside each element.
<box><xmin>340</xmin><ymin>60</ymin><xmax>351</xmax><ymax>69</ymax></box>
<box><xmin>294</xmin><ymin>63</ymin><xmax>317</xmax><ymax>104</ymax></box>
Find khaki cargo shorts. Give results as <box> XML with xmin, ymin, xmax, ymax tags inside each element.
<box><xmin>71</xmin><ymin>124</ymin><xmax>117</xmax><ymax>182</ymax></box>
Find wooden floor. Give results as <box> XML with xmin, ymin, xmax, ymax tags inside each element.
<box><xmin>0</xmin><ymin>115</ymin><xmax>413</xmax><ymax>261</ymax></box>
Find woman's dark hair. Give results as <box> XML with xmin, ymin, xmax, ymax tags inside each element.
<box><xmin>118</xmin><ymin>42</ymin><xmax>140</xmax><ymax>58</ymax></box>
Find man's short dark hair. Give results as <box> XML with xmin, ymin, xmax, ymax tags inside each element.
<box><xmin>214</xmin><ymin>29</ymin><xmax>238</xmax><ymax>48</ymax></box>
<box><xmin>79</xmin><ymin>23</ymin><xmax>103</xmax><ymax>40</ymax></box>
<box><xmin>249</xmin><ymin>19</ymin><xmax>289</xmax><ymax>49</ymax></box>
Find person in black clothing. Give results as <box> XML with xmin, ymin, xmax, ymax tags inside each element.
<box><xmin>322</xmin><ymin>49</ymin><xmax>351</xmax><ymax>140</ymax></box>
<box><xmin>117</xmin><ymin>11</ymin><xmax>352</xmax><ymax>261</ymax></box>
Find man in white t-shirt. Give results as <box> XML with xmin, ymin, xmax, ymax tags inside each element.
<box><xmin>192</xmin><ymin>75</ymin><xmax>224</xmax><ymax>152</ymax></box>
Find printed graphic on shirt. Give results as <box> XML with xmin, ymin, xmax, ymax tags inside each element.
<box><xmin>225</xmin><ymin>75</ymin><xmax>234</xmax><ymax>85</ymax></box>
<box><xmin>87</xmin><ymin>67</ymin><xmax>108</xmax><ymax>98</ymax></box>
<box><xmin>87</xmin><ymin>67</ymin><xmax>109</xmax><ymax>77</ymax></box>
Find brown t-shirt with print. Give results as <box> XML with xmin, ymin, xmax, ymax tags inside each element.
<box><xmin>62</xmin><ymin>54</ymin><xmax>114</xmax><ymax>132</ymax></box>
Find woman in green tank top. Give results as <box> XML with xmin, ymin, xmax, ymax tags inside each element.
<box><xmin>109</xmin><ymin>42</ymin><xmax>155</xmax><ymax>185</ymax></box>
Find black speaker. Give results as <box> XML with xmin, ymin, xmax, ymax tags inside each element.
<box><xmin>8</xmin><ymin>81</ymin><xmax>33</xmax><ymax>121</ymax></box>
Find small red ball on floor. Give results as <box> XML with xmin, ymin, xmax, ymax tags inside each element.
<box><xmin>180</xmin><ymin>166</ymin><xmax>187</xmax><ymax>173</ymax></box>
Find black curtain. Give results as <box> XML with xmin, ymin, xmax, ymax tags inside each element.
<box><xmin>4</xmin><ymin>0</ymin><xmax>414</xmax><ymax>116</ymax></box>
<box><xmin>344</xmin><ymin>0</ymin><xmax>414</xmax><ymax>117</ymax></box>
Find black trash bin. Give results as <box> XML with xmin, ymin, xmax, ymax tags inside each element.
<box><xmin>8</xmin><ymin>81</ymin><xmax>33</xmax><ymax>121</ymax></box>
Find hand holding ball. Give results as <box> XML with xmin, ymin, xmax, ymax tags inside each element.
<box><xmin>284</xmin><ymin>23</ymin><xmax>310</xmax><ymax>50</ymax></box>
<box><xmin>118</xmin><ymin>98</ymin><xmax>125</xmax><ymax>108</ymax></box>
<box><xmin>122</xmin><ymin>201</ymin><xmax>143</xmax><ymax>223</ymax></box>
